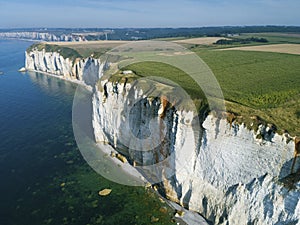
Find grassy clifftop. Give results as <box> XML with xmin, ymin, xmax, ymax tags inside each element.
<box><xmin>26</xmin><ymin>43</ymin><xmax>82</xmax><ymax>61</ymax></box>
<box><xmin>98</xmin><ymin>66</ymin><xmax>207</xmax><ymax>113</ymax></box>
<box><xmin>27</xmin><ymin>37</ymin><xmax>300</xmax><ymax>136</ymax></box>
<box><xmin>123</xmin><ymin>49</ymin><xmax>300</xmax><ymax>136</ymax></box>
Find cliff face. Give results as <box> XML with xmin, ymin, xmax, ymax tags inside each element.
<box><xmin>0</xmin><ymin>31</ymin><xmax>85</xmax><ymax>41</ymax></box>
<box><xmin>25</xmin><ymin>49</ymin><xmax>103</xmax><ymax>84</ymax></box>
<box><xmin>176</xmin><ymin>116</ymin><xmax>300</xmax><ymax>224</ymax></box>
<box><xmin>26</xmin><ymin>48</ymin><xmax>300</xmax><ymax>225</ymax></box>
<box><xmin>92</xmin><ymin>78</ymin><xmax>300</xmax><ymax>225</ymax></box>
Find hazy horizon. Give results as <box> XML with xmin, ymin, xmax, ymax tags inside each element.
<box><xmin>1</xmin><ymin>25</ymin><xmax>300</xmax><ymax>30</ymax></box>
<box><xmin>0</xmin><ymin>0</ymin><xmax>299</xmax><ymax>28</ymax></box>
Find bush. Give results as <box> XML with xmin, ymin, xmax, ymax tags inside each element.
<box><xmin>214</xmin><ymin>37</ymin><xmax>268</xmax><ymax>45</ymax></box>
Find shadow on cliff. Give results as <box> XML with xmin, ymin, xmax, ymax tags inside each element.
<box><xmin>279</xmin><ymin>157</ymin><xmax>300</xmax><ymax>189</ymax></box>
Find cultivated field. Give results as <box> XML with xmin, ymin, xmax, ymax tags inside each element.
<box><xmin>123</xmin><ymin>45</ymin><xmax>300</xmax><ymax>136</ymax></box>
<box><xmin>49</xmin><ymin>40</ymin><xmax>128</xmax><ymax>58</ymax></box>
<box><xmin>50</xmin><ymin>37</ymin><xmax>225</xmax><ymax>56</ymax></box>
<box><xmin>173</xmin><ymin>37</ymin><xmax>228</xmax><ymax>45</ymax></box>
<box><xmin>51</xmin><ymin>40</ymin><xmax>128</xmax><ymax>46</ymax></box>
<box><xmin>220</xmin><ymin>43</ymin><xmax>300</xmax><ymax>55</ymax></box>
<box><xmin>238</xmin><ymin>33</ymin><xmax>300</xmax><ymax>44</ymax></box>
<box><xmin>196</xmin><ymin>48</ymin><xmax>300</xmax><ymax>136</ymax></box>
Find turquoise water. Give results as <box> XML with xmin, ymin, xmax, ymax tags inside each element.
<box><xmin>0</xmin><ymin>40</ymin><xmax>176</xmax><ymax>225</ymax></box>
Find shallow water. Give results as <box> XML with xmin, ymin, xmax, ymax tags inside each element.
<box><xmin>0</xmin><ymin>40</ymin><xmax>176</xmax><ymax>225</ymax></box>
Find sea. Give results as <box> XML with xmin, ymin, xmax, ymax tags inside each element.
<box><xmin>0</xmin><ymin>39</ymin><xmax>175</xmax><ymax>225</ymax></box>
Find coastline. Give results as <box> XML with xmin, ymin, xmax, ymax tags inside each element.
<box><xmin>25</xmin><ymin>69</ymin><xmax>89</xmax><ymax>87</ymax></box>
<box><xmin>25</xmin><ymin>68</ymin><xmax>209</xmax><ymax>225</ymax></box>
<box><xmin>0</xmin><ymin>37</ymin><xmax>38</xmax><ymax>42</ymax></box>
<box><xmin>25</xmin><ymin>62</ymin><xmax>300</xmax><ymax>224</ymax></box>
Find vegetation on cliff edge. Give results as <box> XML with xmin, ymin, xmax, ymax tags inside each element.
<box><xmin>27</xmin><ymin>43</ymin><xmax>82</xmax><ymax>61</ymax></box>
<box><xmin>122</xmin><ymin>49</ymin><xmax>300</xmax><ymax>136</ymax></box>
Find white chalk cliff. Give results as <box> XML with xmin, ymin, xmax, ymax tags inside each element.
<box><xmin>26</xmin><ymin>48</ymin><xmax>300</xmax><ymax>225</ymax></box>
<box><xmin>92</xmin><ymin>78</ymin><xmax>300</xmax><ymax>225</ymax></box>
<box><xmin>25</xmin><ymin>48</ymin><xmax>103</xmax><ymax>85</ymax></box>
<box><xmin>0</xmin><ymin>31</ymin><xmax>85</xmax><ymax>41</ymax></box>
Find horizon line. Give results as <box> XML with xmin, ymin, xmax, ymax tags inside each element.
<box><xmin>1</xmin><ymin>25</ymin><xmax>300</xmax><ymax>30</ymax></box>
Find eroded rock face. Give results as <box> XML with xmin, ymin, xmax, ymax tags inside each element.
<box><xmin>92</xmin><ymin>78</ymin><xmax>300</xmax><ymax>225</ymax></box>
<box><xmin>180</xmin><ymin>116</ymin><xmax>300</xmax><ymax>224</ymax></box>
<box><xmin>25</xmin><ymin>49</ymin><xmax>103</xmax><ymax>84</ymax></box>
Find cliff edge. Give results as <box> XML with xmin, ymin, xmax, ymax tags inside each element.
<box><xmin>25</xmin><ymin>45</ymin><xmax>300</xmax><ymax>225</ymax></box>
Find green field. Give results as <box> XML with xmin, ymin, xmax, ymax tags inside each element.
<box><xmin>238</xmin><ymin>33</ymin><xmax>300</xmax><ymax>44</ymax></box>
<box><xmin>198</xmin><ymin>48</ymin><xmax>300</xmax><ymax>136</ymax></box>
<box><xmin>122</xmin><ymin>62</ymin><xmax>205</xmax><ymax>100</ymax></box>
<box><xmin>122</xmin><ymin>47</ymin><xmax>300</xmax><ymax>136</ymax></box>
<box><xmin>184</xmin><ymin>32</ymin><xmax>300</xmax><ymax>50</ymax></box>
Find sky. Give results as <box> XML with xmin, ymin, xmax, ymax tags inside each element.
<box><xmin>0</xmin><ymin>0</ymin><xmax>299</xmax><ymax>28</ymax></box>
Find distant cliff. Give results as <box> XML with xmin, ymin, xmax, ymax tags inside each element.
<box><xmin>25</xmin><ymin>45</ymin><xmax>300</xmax><ymax>225</ymax></box>
<box><xmin>0</xmin><ymin>31</ymin><xmax>85</xmax><ymax>41</ymax></box>
<box><xmin>25</xmin><ymin>44</ymin><xmax>103</xmax><ymax>85</ymax></box>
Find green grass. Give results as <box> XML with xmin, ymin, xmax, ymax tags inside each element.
<box><xmin>191</xmin><ymin>49</ymin><xmax>300</xmax><ymax>136</ymax></box>
<box><xmin>27</xmin><ymin>43</ymin><xmax>82</xmax><ymax>61</ymax></box>
<box><xmin>120</xmin><ymin>61</ymin><xmax>207</xmax><ymax>112</ymax></box>
<box><xmin>58</xmin><ymin>43</ymin><xmax>126</xmax><ymax>58</ymax></box>
<box><xmin>123</xmin><ymin>62</ymin><xmax>205</xmax><ymax>100</ymax></box>
<box><xmin>194</xmin><ymin>49</ymin><xmax>300</xmax><ymax>106</ymax></box>
<box><xmin>121</xmin><ymin>48</ymin><xmax>300</xmax><ymax>136</ymax></box>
